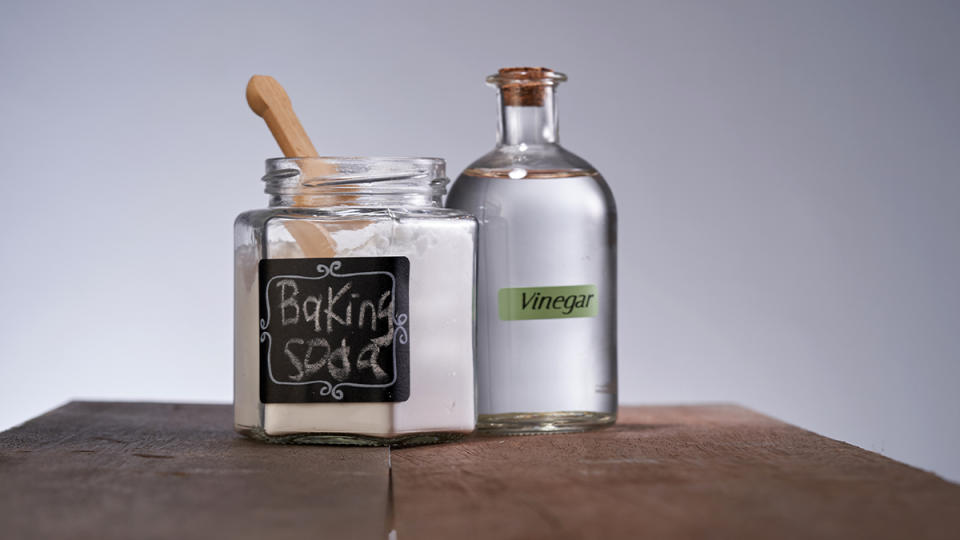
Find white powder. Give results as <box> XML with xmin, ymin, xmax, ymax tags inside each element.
<box><xmin>234</xmin><ymin>216</ymin><xmax>476</xmax><ymax>439</ymax></box>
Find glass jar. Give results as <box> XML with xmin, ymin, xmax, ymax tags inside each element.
<box><xmin>234</xmin><ymin>157</ymin><xmax>477</xmax><ymax>446</ymax></box>
<box><xmin>447</xmin><ymin>68</ymin><xmax>617</xmax><ymax>433</ymax></box>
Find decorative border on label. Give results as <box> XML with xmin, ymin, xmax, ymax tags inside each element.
<box><xmin>259</xmin><ymin>260</ymin><xmax>408</xmax><ymax>400</ymax></box>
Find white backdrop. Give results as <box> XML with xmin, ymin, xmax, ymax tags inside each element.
<box><xmin>1</xmin><ymin>1</ymin><xmax>958</xmax><ymax>481</ymax></box>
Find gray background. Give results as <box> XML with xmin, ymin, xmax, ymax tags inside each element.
<box><xmin>1</xmin><ymin>1</ymin><xmax>958</xmax><ymax>481</ymax></box>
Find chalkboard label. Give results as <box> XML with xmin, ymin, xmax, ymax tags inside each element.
<box><xmin>259</xmin><ymin>257</ymin><xmax>410</xmax><ymax>403</ymax></box>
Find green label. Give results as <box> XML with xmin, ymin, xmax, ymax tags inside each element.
<box><xmin>498</xmin><ymin>285</ymin><xmax>599</xmax><ymax>321</ymax></box>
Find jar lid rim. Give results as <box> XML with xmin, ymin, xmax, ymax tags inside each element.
<box><xmin>265</xmin><ymin>156</ymin><xmax>445</xmax><ymax>167</ymax></box>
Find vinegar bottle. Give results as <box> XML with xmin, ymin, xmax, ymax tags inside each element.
<box><xmin>446</xmin><ymin>67</ymin><xmax>617</xmax><ymax>433</ymax></box>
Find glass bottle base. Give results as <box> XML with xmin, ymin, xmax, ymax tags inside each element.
<box><xmin>236</xmin><ymin>425</ymin><xmax>468</xmax><ymax>447</ymax></box>
<box><xmin>477</xmin><ymin>411</ymin><xmax>615</xmax><ymax>435</ymax></box>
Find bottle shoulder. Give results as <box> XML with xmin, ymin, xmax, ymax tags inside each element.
<box><xmin>448</xmin><ymin>152</ymin><xmax>616</xmax><ymax>217</ymax></box>
<box><xmin>450</xmin><ymin>144</ymin><xmax>613</xmax><ymax>198</ymax></box>
<box><xmin>461</xmin><ymin>143</ymin><xmax>598</xmax><ymax>178</ymax></box>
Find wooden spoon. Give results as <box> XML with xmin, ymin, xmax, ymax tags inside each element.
<box><xmin>246</xmin><ymin>75</ymin><xmax>336</xmax><ymax>257</ymax></box>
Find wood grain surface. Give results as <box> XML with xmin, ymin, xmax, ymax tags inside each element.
<box><xmin>0</xmin><ymin>402</ymin><xmax>390</xmax><ymax>540</ymax></box>
<box><xmin>1</xmin><ymin>402</ymin><xmax>958</xmax><ymax>540</ymax></box>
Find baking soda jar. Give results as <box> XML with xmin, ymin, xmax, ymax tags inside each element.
<box><xmin>234</xmin><ymin>157</ymin><xmax>477</xmax><ymax>445</ymax></box>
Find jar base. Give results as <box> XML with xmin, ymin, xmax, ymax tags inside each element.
<box><xmin>237</xmin><ymin>425</ymin><xmax>469</xmax><ymax>447</ymax></box>
<box><xmin>477</xmin><ymin>411</ymin><xmax>615</xmax><ymax>435</ymax></box>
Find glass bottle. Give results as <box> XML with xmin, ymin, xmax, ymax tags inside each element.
<box><xmin>235</xmin><ymin>157</ymin><xmax>477</xmax><ymax>445</ymax></box>
<box><xmin>446</xmin><ymin>67</ymin><xmax>617</xmax><ymax>433</ymax></box>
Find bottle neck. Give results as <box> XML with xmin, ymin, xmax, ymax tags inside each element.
<box><xmin>496</xmin><ymin>87</ymin><xmax>558</xmax><ymax>146</ymax></box>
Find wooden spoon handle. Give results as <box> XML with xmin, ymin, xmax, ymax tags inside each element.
<box><xmin>246</xmin><ymin>75</ymin><xmax>318</xmax><ymax>158</ymax></box>
<box><xmin>246</xmin><ymin>75</ymin><xmax>335</xmax><ymax>257</ymax></box>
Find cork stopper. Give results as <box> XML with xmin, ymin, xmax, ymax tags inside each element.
<box><xmin>488</xmin><ymin>67</ymin><xmax>567</xmax><ymax>107</ymax></box>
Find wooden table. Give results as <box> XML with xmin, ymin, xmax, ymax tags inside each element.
<box><xmin>1</xmin><ymin>402</ymin><xmax>957</xmax><ymax>539</ymax></box>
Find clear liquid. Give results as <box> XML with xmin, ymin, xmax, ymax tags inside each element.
<box><xmin>447</xmin><ymin>168</ymin><xmax>617</xmax><ymax>432</ymax></box>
